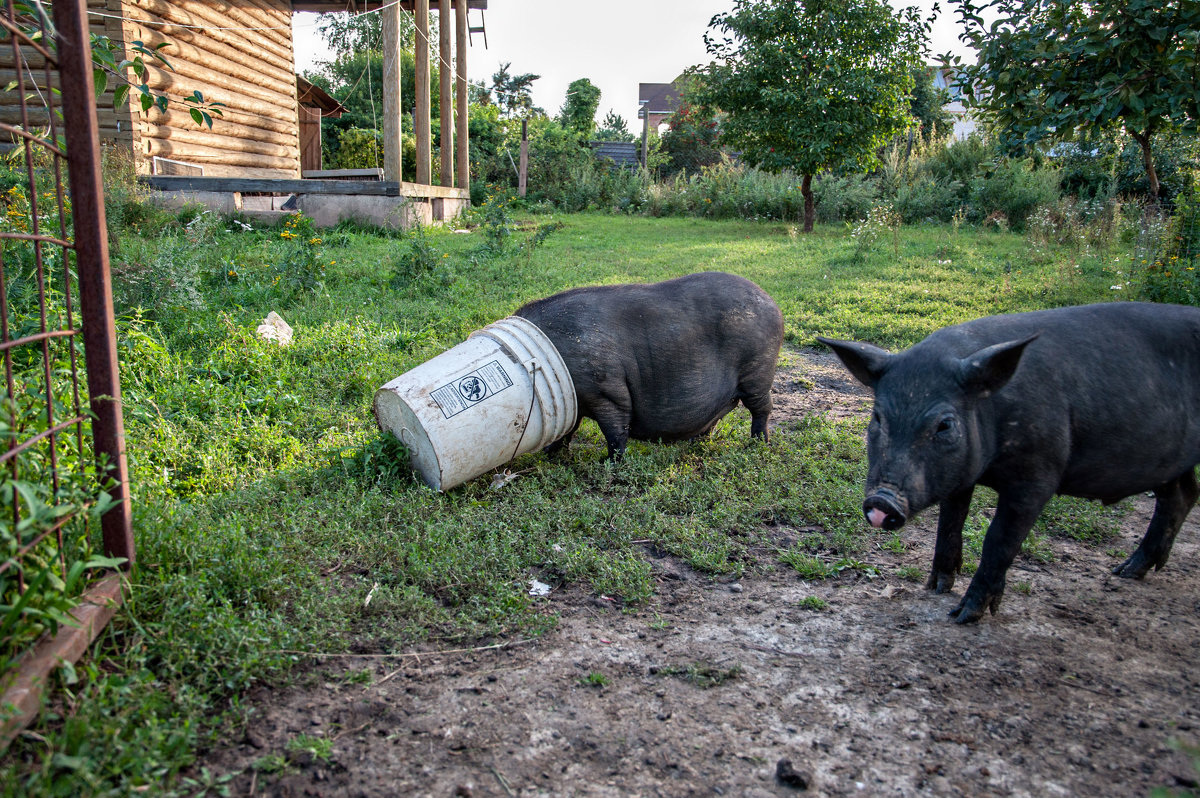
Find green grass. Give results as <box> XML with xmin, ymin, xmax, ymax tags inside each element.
<box><xmin>0</xmin><ymin>210</ymin><xmax>1141</xmax><ymax>794</ymax></box>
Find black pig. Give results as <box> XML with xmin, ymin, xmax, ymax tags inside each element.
<box><xmin>820</xmin><ymin>302</ymin><xmax>1200</xmax><ymax>623</ymax></box>
<box><xmin>516</xmin><ymin>272</ymin><xmax>784</xmax><ymax>460</ymax></box>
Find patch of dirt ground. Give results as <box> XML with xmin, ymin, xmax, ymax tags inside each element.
<box><xmin>205</xmin><ymin>349</ymin><xmax>1200</xmax><ymax>797</ymax></box>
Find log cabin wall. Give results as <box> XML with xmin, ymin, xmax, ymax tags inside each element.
<box><xmin>113</xmin><ymin>0</ymin><xmax>301</xmax><ymax>178</ymax></box>
<box><xmin>0</xmin><ymin>2</ymin><xmax>131</xmax><ymax>147</ymax></box>
<box><xmin>1</xmin><ymin>1</ymin><xmax>302</xmax><ymax>178</ymax></box>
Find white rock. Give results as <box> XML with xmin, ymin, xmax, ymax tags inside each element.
<box><xmin>256</xmin><ymin>311</ymin><xmax>293</xmax><ymax>346</ymax></box>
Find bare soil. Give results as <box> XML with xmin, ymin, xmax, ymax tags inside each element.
<box><xmin>207</xmin><ymin>350</ymin><xmax>1200</xmax><ymax>797</ymax></box>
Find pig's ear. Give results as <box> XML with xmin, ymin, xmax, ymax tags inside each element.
<box><xmin>817</xmin><ymin>337</ymin><xmax>891</xmax><ymax>389</ymax></box>
<box><xmin>957</xmin><ymin>333</ymin><xmax>1039</xmax><ymax>397</ymax></box>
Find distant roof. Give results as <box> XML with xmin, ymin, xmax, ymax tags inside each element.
<box><xmin>292</xmin><ymin>1</ymin><xmax>486</xmax><ymax>11</ymax></box>
<box><xmin>638</xmin><ymin>80</ymin><xmax>682</xmax><ymax>118</ymax></box>
<box><xmin>296</xmin><ymin>76</ymin><xmax>346</xmax><ymax>118</ymax></box>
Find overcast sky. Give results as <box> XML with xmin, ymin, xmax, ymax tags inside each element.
<box><xmin>292</xmin><ymin>1</ymin><xmax>976</xmax><ymax>129</ymax></box>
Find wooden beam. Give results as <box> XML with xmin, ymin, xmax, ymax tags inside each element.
<box><xmin>141</xmin><ymin>175</ymin><xmax>470</xmax><ymax>199</ymax></box>
<box><xmin>439</xmin><ymin>0</ymin><xmax>453</xmax><ymax>186</ymax></box>
<box><xmin>455</xmin><ymin>0</ymin><xmax>470</xmax><ymax>193</ymax></box>
<box><xmin>414</xmin><ymin>0</ymin><xmax>431</xmax><ymax>185</ymax></box>
<box><xmin>0</xmin><ymin>577</ymin><xmax>125</xmax><ymax>753</ymax></box>
<box><xmin>382</xmin><ymin>3</ymin><xmax>402</xmax><ymax>181</ymax></box>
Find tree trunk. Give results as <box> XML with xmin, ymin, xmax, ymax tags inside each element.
<box><xmin>802</xmin><ymin>173</ymin><xmax>815</xmax><ymax>233</ymax></box>
<box><xmin>1131</xmin><ymin>128</ymin><xmax>1160</xmax><ymax>207</ymax></box>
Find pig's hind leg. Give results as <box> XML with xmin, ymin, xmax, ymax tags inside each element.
<box><xmin>585</xmin><ymin>386</ymin><xmax>634</xmax><ymax>461</ymax></box>
<box><xmin>1112</xmin><ymin>468</ymin><xmax>1199</xmax><ymax>579</ymax></box>
<box><xmin>738</xmin><ymin>375</ymin><xmax>774</xmax><ymax>443</ymax></box>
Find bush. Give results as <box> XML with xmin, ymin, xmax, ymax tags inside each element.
<box><xmin>1138</xmin><ymin>178</ymin><xmax>1200</xmax><ymax>305</ymax></box>
<box><xmin>894</xmin><ymin>176</ymin><xmax>962</xmax><ymax>223</ymax></box>
<box><xmin>814</xmin><ymin>174</ymin><xmax>879</xmax><ymax>223</ymax></box>
<box><xmin>970</xmin><ymin>158</ymin><xmax>1061</xmax><ymax>230</ymax></box>
<box><xmin>927</xmin><ymin>134</ymin><xmax>992</xmax><ymax>185</ymax></box>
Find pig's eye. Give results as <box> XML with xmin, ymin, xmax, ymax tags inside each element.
<box><xmin>934</xmin><ymin>416</ymin><xmax>959</xmax><ymax>440</ymax></box>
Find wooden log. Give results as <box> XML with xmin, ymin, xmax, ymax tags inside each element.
<box><xmin>146</xmin><ymin>106</ymin><xmax>296</xmax><ymax>138</ymax></box>
<box><xmin>196</xmin><ymin>1</ymin><xmax>290</xmax><ymax>57</ymax></box>
<box><xmin>382</xmin><ymin>4</ymin><xmax>402</xmax><ymax>181</ymax></box>
<box><xmin>126</xmin><ymin>29</ymin><xmax>297</xmax><ymax>98</ymax></box>
<box><xmin>145</xmin><ymin>125</ymin><xmax>299</xmax><ymax>160</ymax></box>
<box><xmin>122</xmin><ymin>0</ymin><xmax>294</xmax><ymax>73</ymax></box>
<box><xmin>206</xmin><ymin>0</ymin><xmax>292</xmax><ymax>52</ymax></box>
<box><xmin>134</xmin><ymin>46</ymin><xmax>296</xmax><ymax>112</ymax></box>
<box><xmin>143</xmin><ymin>138</ymin><xmax>297</xmax><ymax>171</ymax></box>
<box><xmin>439</xmin><ymin>0</ymin><xmax>453</xmax><ymax>186</ymax></box>
<box><xmin>414</xmin><ymin>0</ymin><xmax>430</xmax><ymax>185</ymax></box>
<box><xmin>116</xmin><ymin>6</ymin><xmax>296</xmax><ymax>85</ymax></box>
<box><xmin>455</xmin><ymin>0</ymin><xmax>469</xmax><ymax>193</ymax></box>
<box><xmin>138</xmin><ymin>64</ymin><xmax>296</xmax><ymax>123</ymax></box>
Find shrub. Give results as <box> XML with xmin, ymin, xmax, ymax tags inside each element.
<box><xmin>970</xmin><ymin>158</ymin><xmax>1061</xmax><ymax>230</ymax></box>
<box><xmin>814</xmin><ymin>174</ymin><xmax>878</xmax><ymax>223</ymax></box>
<box><xmin>1138</xmin><ymin>178</ymin><xmax>1200</xmax><ymax>305</ymax></box>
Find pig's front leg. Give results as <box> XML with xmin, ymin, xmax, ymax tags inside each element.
<box><xmin>927</xmin><ymin>487</ymin><xmax>974</xmax><ymax>594</ymax></box>
<box><xmin>950</xmin><ymin>486</ymin><xmax>1051</xmax><ymax>624</ymax></box>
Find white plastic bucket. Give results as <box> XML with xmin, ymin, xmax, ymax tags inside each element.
<box><xmin>373</xmin><ymin>316</ymin><xmax>578</xmax><ymax>491</ymax></box>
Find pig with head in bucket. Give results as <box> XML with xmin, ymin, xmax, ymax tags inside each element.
<box><xmin>516</xmin><ymin>271</ymin><xmax>784</xmax><ymax>460</ymax></box>
<box><xmin>820</xmin><ymin>302</ymin><xmax>1200</xmax><ymax>623</ymax></box>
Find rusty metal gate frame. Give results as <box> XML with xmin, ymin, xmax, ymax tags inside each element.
<box><xmin>0</xmin><ymin>0</ymin><xmax>132</xmax><ymax>750</ymax></box>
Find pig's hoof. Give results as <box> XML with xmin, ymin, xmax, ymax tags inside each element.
<box><xmin>1112</xmin><ymin>553</ymin><xmax>1152</xmax><ymax>579</ymax></box>
<box><xmin>948</xmin><ymin>598</ymin><xmax>984</xmax><ymax>624</ymax></box>
<box><xmin>925</xmin><ymin>570</ymin><xmax>956</xmax><ymax>593</ymax></box>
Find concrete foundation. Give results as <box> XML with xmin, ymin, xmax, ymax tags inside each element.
<box><xmin>146</xmin><ymin>178</ymin><xmax>469</xmax><ymax>230</ymax></box>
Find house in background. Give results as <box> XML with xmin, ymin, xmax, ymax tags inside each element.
<box><xmin>638</xmin><ymin>78</ymin><xmax>683</xmax><ymax>131</ymax></box>
<box><xmin>934</xmin><ymin>66</ymin><xmax>978</xmax><ymax>140</ymax></box>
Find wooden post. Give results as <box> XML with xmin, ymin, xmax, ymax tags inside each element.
<box><xmin>519</xmin><ymin>118</ymin><xmax>528</xmax><ymax>197</ymax></box>
<box><xmin>455</xmin><ymin>0</ymin><xmax>470</xmax><ymax>193</ymax></box>
<box><xmin>439</xmin><ymin>0</ymin><xmax>453</xmax><ymax>186</ymax></box>
<box><xmin>640</xmin><ymin>101</ymin><xmax>650</xmax><ymax>168</ymax></box>
<box><xmin>415</xmin><ymin>0</ymin><xmax>431</xmax><ymax>186</ymax></box>
<box><xmin>382</xmin><ymin>4</ymin><xmax>402</xmax><ymax>181</ymax></box>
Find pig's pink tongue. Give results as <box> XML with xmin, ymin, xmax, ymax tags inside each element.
<box><xmin>867</xmin><ymin>508</ymin><xmax>888</xmax><ymax>528</ymax></box>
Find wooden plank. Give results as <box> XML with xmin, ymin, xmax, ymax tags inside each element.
<box><xmin>0</xmin><ymin>576</ymin><xmax>125</xmax><ymax>754</ymax></box>
<box><xmin>142</xmin><ymin>175</ymin><xmax>470</xmax><ymax>199</ymax></box>
<box><xmin>299</xmin><ymin>105</ymin><xmax>321</xmax><ymax>172</ymax></box>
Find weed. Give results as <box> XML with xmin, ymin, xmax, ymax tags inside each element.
<box><xmin>880</xmin><ymin>532</ymin><xmax>908</xmax><ymax>555</ymax></box>
<box><xmin>850</xmin><ymin>202</ymin><xmax>902</xmax><ymax>262</ymax></box>
<box><xmin>1013</xmin><ymin>581</ymin><xmax>1033</xmax><ymax>595</ymax></box>
<box><xmin>897</xmin><ymin>565</ymin><xmax>924</xmax><ymax>583</ymax></box>
<box><xmin>579</xmin><ymin>672</ymin><xmax>609</xmax><ymax>688</ymax></box>
<box><xmin>798</xmin><ymin>596</ymin><xmax>828</xmax><ymax>611</ymax></box>
<box><xmin>286</xmin><ymin>733</ymin><xmax>334</xmax><ymax>764</ymax></box>
<box><xmin>388</xmin><ymin>223</ymin><xmax>445</xmax><ymax>290</ymax></box>
<box><xmin>253</xmin><ymin>754</ymin><xmax>293</xmax><ymax>774</ymax></box>
<box><xmin>652</xmin><ymin>662</ymin><xmax>743</xmax><ymax>688</ymax></box>
<box><xmin>781</xmin><ymin>551</ymin><xmax>832</xmax><ymax>579</ymax></box>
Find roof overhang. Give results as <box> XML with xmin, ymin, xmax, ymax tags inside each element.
<box><xmin>296</xmin><ymin>76</ymin><xmax>347</xmax><ymax>118</ymax></box>
<box><xmin>291</xmin><ymin>1</ymin><xmax>486</xmax><ymax>12</ymax></box>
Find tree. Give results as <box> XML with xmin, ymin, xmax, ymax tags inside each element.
<box><xmin>559</xmin><ymin>78</ymin><xmax>601</xmax><ymax>137</ymax></box>
<box><xmin>595</xmin><ymin>110</ymin><xmax>636</xmax><ymax>142</ymax></box>
<box><xmin>659</xmin><ymin>100</ymin><xmax>723</xmax><ymax>177</ymax></box>
<box><xmin>693</xmin><ymin>0</ymin><xmax>926</xmax><ymax>231</ymax></box>
<box><xmin>490</xmin><ymin>62</ymin><xmax>541</xmax><ymax>117</ymax></box>
<box><xmin>909</xmin><ymin>67</ymin><xmax>952</xmax><ymax>145</ymax></box>
<box><xmin>945</xmin><ymin>0</ymin><xmax>1200</xmax><ymax>204</ymax></box>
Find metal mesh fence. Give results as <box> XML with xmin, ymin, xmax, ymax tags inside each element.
<box><xmin>0</xmin><ymin>0</ymin><xmax>131</xmax><ymax>689</ymax></box>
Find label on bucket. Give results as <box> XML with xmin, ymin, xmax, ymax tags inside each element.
<box><xmin>430</xmin><ymin>360</ymin><xmax>514</xmax><ymax>419</ymax></box>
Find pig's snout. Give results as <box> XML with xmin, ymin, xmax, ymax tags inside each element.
<box><xmin>864</xmin><ymin>490</ymin><xmax>906</xmax><ymax>530</ymax></box>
